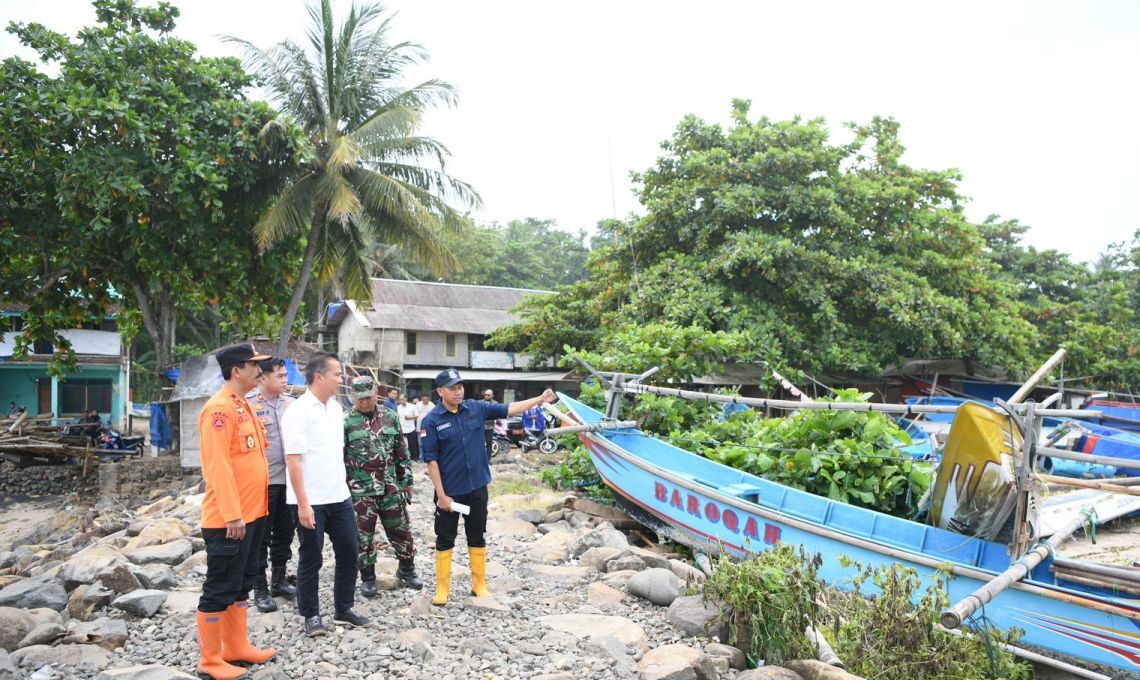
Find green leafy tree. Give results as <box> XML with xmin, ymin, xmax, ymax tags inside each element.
<box><xmin>0</xmin><ymin>0</ymin><xmax>302</xmax><ymax>371</ymax></box>
<box><xmin>495</xmin><ymin>102</ymin><xmax>1038</xmax><ymax>379</ymax></box>
<box><xmin>229</xmin><ymin>0</ymin><xmax>480</xmax><ymax>355</ymax></box>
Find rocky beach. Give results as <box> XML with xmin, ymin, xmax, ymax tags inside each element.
<box><xmin>0</xmin><ymin>458</ymin><xmax>860</xmax><ymax>680</ymax></box>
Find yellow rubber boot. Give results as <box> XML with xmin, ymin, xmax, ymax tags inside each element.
<box><xmin>221</xmin><ymin>601</ymin><xmax>276</xmax><ymax>665</ymax></box>
<box><xmin>432</xmin><ymin>549</ymin><xmax>452</xmax><ymax>606</ymax></box>
<box><xmin>196</xmin><ymin>611</ymin><xmax>248</xmax><ymax>680</ymax></box>
<box><xmin>469</xmin><ymin>546</ymin><xmax>490</xmax><ymax>598</ymax></box>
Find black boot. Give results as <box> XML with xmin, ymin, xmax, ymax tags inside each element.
<box><xmin>360</xmin><ymin>565</ymin><xmax>378</xmax><ymax>599</ymax></box>
<box><xmin>396</xmin><ymin>558</ymin><xmax>423</xmax><ymax>590</ymax></box>
<box><xmin>253</xmin><ymin>574</ymin><xmax>277</xmax><ymax>613</ymax></box>
<box><xmin>270</xmin><ymin>565</ymin><xmax>296</xmax><ymax>600</ymax></box>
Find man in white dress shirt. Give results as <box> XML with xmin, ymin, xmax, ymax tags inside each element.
<box><xmin>281</xmin><ymin>352</ymin><xmax>372</xmax><ymax>637</ymax></box>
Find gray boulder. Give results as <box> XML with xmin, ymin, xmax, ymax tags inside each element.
<box><xmin>0</xmin><ymin>648</ymin><xmax>14</xmax><ymax>678</ymax></box>
<box><xmin>704</xmin><ymin>642</ymin><xmax>746</xmax><ymax>670</ymax></box>
<box><xmin>515</xmin><ymin>509</ymin><xmax>545</xmax><ymax>524</ymax></box>
<box><xmin>0</xmin><ymin>608</ymin><xmax>34</xmax><ymax>652</ymax></box>
<box><xmin>626</xmin><ymin>568</ymin><xmax>682</xmax><ymax>606</ymax></box>
<box><xmin>17</xmin><ymin>622</ymin><xmax>66</xmax><ymax>649</ymax></box>
<box><xmin>112</xmin><ymin>589</ymin><xmax>167</xmax><ymax>618</ymax></box>
<box><xmin>66</xmin><ymin>617</ymin><xmax>129</xmax><ymax>651</ymax></box>
<box><xmin>10</xmin><ymin>643</ymin><xmax>113</xmax><ymax>672</ymax></box>
<box><xmin>59</xmin><ymin>546</ymin><xmax>127</xmax><ymax>587</ymax></box>
<box><xmin>666</xmin><ymin>595</ymin><xmax>728</xmax><ymax>638</ymax></box>
<box><xmin>0</xmin><ymin>576</ymin><xmax>67</xmax><ymax>611</ymax></box>
<box><xmin>738</xmin><ymin>669</ymin><xmax>804</xmax><ymax>680</ymax></box>
<box><xmin>0</xmin><ymin>552</ymin><xmax>15</xmax><ymax>570</ymax></box>
<box><xmin>68</xmin><ymin>584</ymin><xmax>114</xmax><ymax>622</ymax></box>
<box><xmin>24</xmin><ymin>609</ymin><xmax>62</xmax><ymax>628</ymax></box>
<box><xmin>570</xmin><ymin>525</ymin><xmax>629</xmax><ymax>558</ymax></box>
<box><xmin>96</xmin><ymin>665</ymin><xmax>198</xmax><ymax>679</ymax></box>
<box><xmin>637</xmin><ymin>643</ymin><xmax>717</xmax><ymax>680</ymax></box>
<box><xmin>97</xmin><ymin>564</ymin><xmax>141</xmax><ymax>594</ymax></box>
<box><xmin>607</xmin><ymin>554</ymin><xmax>648</xmax><ymax>573</ymax></box>
<box><xmin>122</xmin><ymin>539</ymin><xmax>192</xmax><ymax>566</ymax></box>
<box><xmin>131</xmin><ymin>564</ymin><xmax>177</xmax><ymax>591</ymax></box>
<box><xmin>579</xmin><ymin>547</ymin><xmax>622</xmax><ymax>572</ymax></box>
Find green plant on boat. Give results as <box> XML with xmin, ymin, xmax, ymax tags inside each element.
<box><xmin>676</xmin><ymin>388</ymin><xmax>933</xmax><ymax>516</ymax></box>
<box><xmin>703</xmin><ymin>547</ymin><xmax>1031</xmax><ymax>679</ymax></box>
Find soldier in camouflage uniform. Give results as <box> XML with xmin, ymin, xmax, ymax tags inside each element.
<box><xmin>343</xmin><ymin>377</ymin><xmax>422</xmax><ymax>596</ymax></box>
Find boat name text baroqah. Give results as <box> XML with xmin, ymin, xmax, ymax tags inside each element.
<box><xmin>653</xmin><ymin>481</ymin><xmax>781</xmax><ymax>546</ymax></box>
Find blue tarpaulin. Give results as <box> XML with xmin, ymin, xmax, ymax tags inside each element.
<box><xmin>164</xmin><ymin>368</ymin><xmax>180</xmax><ymax>383</ymax></box>
<box><xmin>284</xmin><ymin>358</ymin><xmax>305</xmax><ymax>385</ymax></box>
<box><xmin>150</xmin><ymin>402</ymin><xmax>173</xmax><ymax>450</ymax></box>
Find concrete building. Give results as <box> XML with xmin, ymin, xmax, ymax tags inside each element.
<box><xmin>0</xmin><ymin>306</ymin><xmax>129</xmax><ymax>428</ymax></box>
<box><xmin>327</xmin><ymin>279</ymin><xmax>576</xmax><ymax>403</ymax></box>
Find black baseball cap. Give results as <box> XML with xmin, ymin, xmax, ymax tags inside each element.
<box><xmin>434</xmin><ymin>368</ymin><xmax>462</xmax><ymax>388</ymax></box>
<box><xmin>216</xmin><ymin>343</ymin><xmax>270</xmax><ymax>374</ymax></box>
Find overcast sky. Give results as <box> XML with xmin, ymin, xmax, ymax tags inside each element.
<box><xmin>2</xmin><ymin>0</ymin><xmax>1137</xmax><ymax>263</ymax></box>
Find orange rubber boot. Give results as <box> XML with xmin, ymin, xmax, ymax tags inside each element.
<box><xmin>221</xmin><ymin>601</ymin><xmax>276</xmax><ymax>665</ymax></box>
<box><xmin>196</xmin><ymin>610</ymin><xmax>248</xmax><ymax>680</ymax></box>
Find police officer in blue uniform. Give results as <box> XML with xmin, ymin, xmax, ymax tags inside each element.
<box><xmin>420</xmin><ymin>369</ymin><xmax>557</xmax><ymax>605</ymax></box>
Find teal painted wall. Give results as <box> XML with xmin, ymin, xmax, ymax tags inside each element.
<box><xmin>0</xmin><ymin>363</ymin><xmax>126</xmax><ymax>426</ymax></box>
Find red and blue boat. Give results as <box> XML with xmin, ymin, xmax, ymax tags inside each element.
<box><xmin>557</xmin><ymin>391</ymin><xmax>1140</xmax><ymax>678</ymax></box>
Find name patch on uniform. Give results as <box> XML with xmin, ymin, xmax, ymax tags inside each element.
<box><xmin>211</xmin><ymin>412</ymin><xmax>228</xmax><ymax>430</ymax></box>
<box><xmin>435</xmin><ymin>422</ymin><xmax>451</xmax><ymax>431</ymax></box>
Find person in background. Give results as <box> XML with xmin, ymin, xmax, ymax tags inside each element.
<box><xmin>195</xmin><ymin>343</ymin><xmax>276</xmax><ymax>679</ymax></box>
<box><xmin>397</xmin><ymin>394</ymin><xmax>419</xmax><ymax>461</ymax></box>
<box><xmin>248</xmin><ymin>357</ymin><xmax>297</xmax><ymax>613</ymax></box>
<box><xmin>384</xmin><ymin>387</ymin><xmax>398</xmax><ymax>412</ymax></box>
<box><xmin>344</xmin><ymin>378</ymin><xmax>421</xmax><ymax>595</ymax></box>
<box><xmin>414</xmin><ymin>394</ymin><xmax>433</xmax><ymax>432</ymax></box>
<box><xmin>421</xmin><ymin>370</ymin><xmax>557</xmax><ymax>605</ymax></box>
<box><xmin>480</xmin><ymin>389</ymin><xmax>497</xmax><ymax>458</ymax></box>
<box><xmin>281</xmin><ymin>353</ymin><xmax>372</xmax><ymax>637</ymax></box>
<box><xmin>521</xmin><ymin>403</ymin><xmax>547</xmax><ymax>438</ymax></box>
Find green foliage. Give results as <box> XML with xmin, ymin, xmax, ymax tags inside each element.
<box><xmin>829</xmin><ymin>558</ymin><xmax>1031</xmax><ymax>680</ymax></box>
<box><xmin>705</xmin><ymin>550</ymin><xmax>1030</xmax><ymax>679</ymax></box>
<box><xmin>419</xmin><ymin>218</ymin><xmax>591</xmax><ymax>291</ymax></box>
<box><xmin>494</xmin><ymin>102</ymin><xmax>1039</xmax><ymax>379</ymax></box>
<box><xmin>683</xmin><ymin>389</ymin><xmax>931</xmax><ymax>515</ymax></box>
<box><xmin>702</xmin><ymin>545</ymin><xmax>824</xmax><ymax>665</ymax></box>
<box><xmin>538</xmin><ymin>442</ymin><xmax>611</xmax><ymax>501</ymax></box>
<box><xmin>0</xmin><ymin>0</ymin><xmax>303</xmax><ymax>370</ymax></box>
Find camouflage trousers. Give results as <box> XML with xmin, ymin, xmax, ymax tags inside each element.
<box><xmin>352</xmin><ymin>490</ymin><xmax>414</xmax><ymax>568</ymax></box>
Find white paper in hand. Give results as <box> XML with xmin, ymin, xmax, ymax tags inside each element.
<box><xmin>451</xmin><ymin>502</ymin><xmax>471</xmax><ymax>515</ymax></box>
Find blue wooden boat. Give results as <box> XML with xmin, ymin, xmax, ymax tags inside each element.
<box><xmin>557</xmin><ymin>393</ymin><xmax>1140</xmax><ymax>677</ymax></box>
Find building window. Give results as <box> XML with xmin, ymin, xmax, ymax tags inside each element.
<box><xmin>59</xmin><ymin>379</ymin><xmax>112</xmax><ymax>415</ymax></box>
<box><xmin>406</xmin><ymin>332</ymin><xmax>417</xmax><ymax>356</ymax></box>
<box><xmin>445</xmin><ymin>333</ymin><xmax>456</xmax><ymax>357</ymax></box>
<box><xmin>32</xmin><ymin>339</ymin><xmax>54</xmax><ymax>355</ymax></box>
<box><xmin>469</xmin><ymin>334</ymin><xmax>485</xmax><ymax>352</ymax></box>
<box><xmin>4</xmin><ymin>315</ymin><xmax>23</xmax><ymax>332</ymax></box>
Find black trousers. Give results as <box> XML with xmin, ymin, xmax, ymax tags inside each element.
<box><xmin>257</xmin><ymin>484</ymin><xmax>294</xmax><ymax>577</ymax></box>
<box><xmin>293</xmin><ymin>498</ymin><xmax>358</xmax><ymax>618</ymax></box>
<box><xmin>198</xmin><ymin>516</ymin><xmax>267</xmax><ymax>613</ymax></box>
<box><xmin>405</xmin><ymin>432</ymin><xmax>420</xmax><ymax>461</ymax></box>
<box><xmin>483</xmin><ymin>429</ymin><xmax>493</xmax><ymax>456</ymax></box>
<box><xmin>434</xmin><ymin>486</ymin><xmax>488</xmax><ymax>551</ymax></box>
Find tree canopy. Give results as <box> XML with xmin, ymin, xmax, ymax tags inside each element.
<box><xmin>0</xmin><ymin>0</ymin><xmax>303</xmax><ymax>371</ymax></box>
<box><xmin>494</xmin><ymin>101</ymin><xmax>1045</xmax><ymax>380</ymax></box>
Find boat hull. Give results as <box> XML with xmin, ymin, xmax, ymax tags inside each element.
<box><xmin>559</xmin><ymin>395</ymin><xmax>1140</xmax><ymax>676</ymax></box>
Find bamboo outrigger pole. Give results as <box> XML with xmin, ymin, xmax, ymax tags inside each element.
<box><xmin>940</xmin><ymin>509</ymin><xmax>1091</xmax><ymax>629</ymax></box>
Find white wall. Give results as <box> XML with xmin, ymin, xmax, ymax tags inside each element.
<box><xmin>403</xmin><ymin>331</ymin><xmax>467</xmax><ymax>367</ymax></box>
<box><xmin>0</xmin><ymin>329</ymin><xmax>120</xmax><ymax>356</ymax></box>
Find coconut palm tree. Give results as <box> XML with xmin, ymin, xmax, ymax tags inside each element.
<box><xmin>229</xmin><ymin>0</ymin><xmax>480</xmax><ymax>354</ymax></box>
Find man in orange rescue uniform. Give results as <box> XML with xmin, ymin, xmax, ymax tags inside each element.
<box><xmin>195</xmin><ymin>343</ymin><xmax>277</xmax><ymax>679</ymax></box>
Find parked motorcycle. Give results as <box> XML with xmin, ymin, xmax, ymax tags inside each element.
<box><xmin>95</xmin><ymin>428</ymin><xmax>146</xmax><ymax>460</ymax></box>
<box><xmin>489</xmin><ymin>416</ymin><xmax>560</xmax><ymax>455</ymax></box>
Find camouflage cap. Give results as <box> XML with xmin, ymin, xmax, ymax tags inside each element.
<box><xmin>350</xmin><ymin>377</ymin><xmax>377</xmax><ymax>398</ymax></box>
